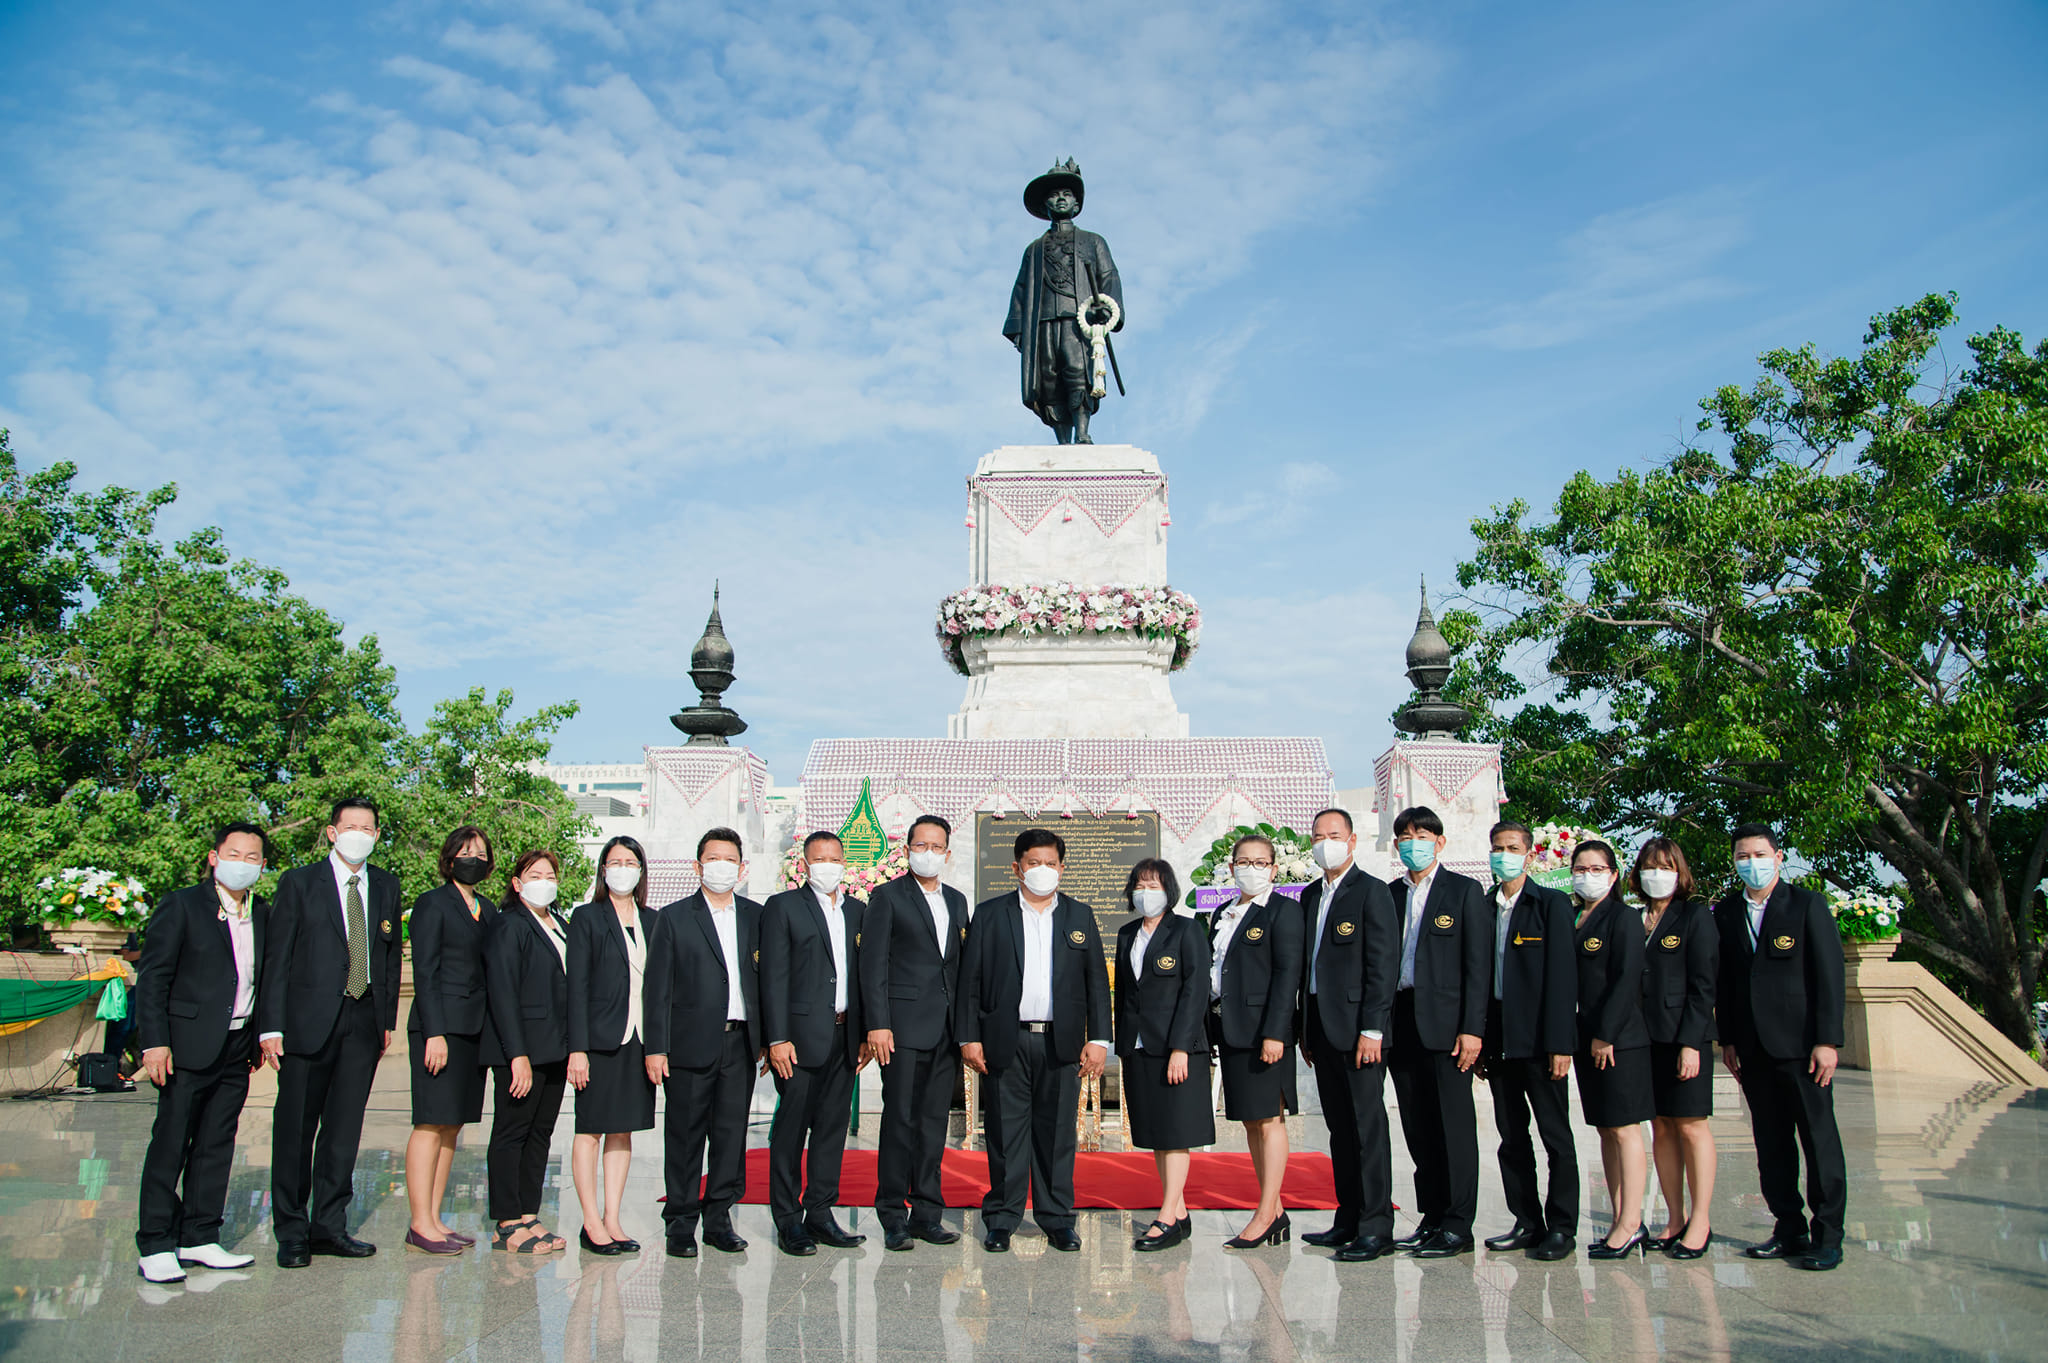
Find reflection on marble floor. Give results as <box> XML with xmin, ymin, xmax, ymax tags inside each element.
<box><xmin>0</xmin><ymin>1070</ymin><xmax>2043</xmax><ymax>1361</ymax></box>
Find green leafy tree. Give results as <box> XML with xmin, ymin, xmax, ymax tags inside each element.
<box><xmin>0</xmin><ymin>431</ymin><xmax>593</xmax><ymax>928</ymax></box>
<box><xmin>1448</xmin><ymin>296</ymin><xmax>2048</xmax><ymax>1047</ymax></box>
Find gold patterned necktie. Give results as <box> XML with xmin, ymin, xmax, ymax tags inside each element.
<box><xmin>346</xmin><ymin>874</ymin><xmax>369</xmax><ymax>998</ymax></box>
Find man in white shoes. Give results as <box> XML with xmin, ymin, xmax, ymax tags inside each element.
<box><xmin>133</xmin><ymin>822</ymin><xmax>271</xmax><ymax>1283</ymax></box>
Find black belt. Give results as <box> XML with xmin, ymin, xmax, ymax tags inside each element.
<box><xmin>1021</xmin><ymin>1021</ymin><xmax>1050</xmax><ymax>1034</ymax></box>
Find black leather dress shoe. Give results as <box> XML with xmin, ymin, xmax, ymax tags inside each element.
<box><xmin>666</xmin><ymin>1235</ymin><xmax>698</xmax><ymax>1258</ymax></box>
<box><xmin>910</xmin><ymin>1222</ymin><xmax>961</xmax><ymax>1245</ymax></box>
<box><xmin>1392</xmin><ymin>1223</ymin><xmax>1441</xmax><ymax>1252</ymax></box>
<box><xmin>1046</xmin><ymin>1228</ymin><xmax>1082</xmax><ymax>1252</ymax></box>
<box><xmin>777</xmin><ymin>1227</ymin><xmax>818</xmax><ymax>1257</ymax></box>
<box><xmin>703</xmin><ymin>1228</ymin><xmax>748</xmax><ymax>1254</ymax></box>
<box><xmin>804</xmin><ymin>1217</ymin><xmax>866</xmax><ymax>1249</ymax></box>
<box><xmin>1412</xmin><ymin>1230</ymin><xmax>1476</xmax><ymax>1259</ymax></box>
<box><xmin>1793</xmin><ymin>1246</ymin><xmax>1844</xmax><ymax>1271</ymax></box>
<box><xmin>310</xmin><ymin>1234</ymin><xmax>376</xmax><ymax>1258</ymax></box>
<box><xmin>983</xmin><ymin>1229</ymin><xmax>1012</xmax><ymax>1252</ymax></box>
<box><xmin>885</xmin><ymin>1227</ymin><xmax>916</xmax><ymax>1251</ymax></box>
<box><xmin>1742</xmin><ymin>1234</ymin><xmax>1813</xmax><ymax>1260</ymax></box>
<box><xmin>1484</xmin><ymin>1223</ymin><xmax>1542</xmax><ymax>1252</ymax></box>
<box><xmin>1333</xmin><ymin>1234</ymin><xmax>1397</xmax><ymax>1262</ymax></box>
<box><xmin>1303</xmin><ymin>1225</ymin><xmax>1359</xmax><ymax>1248</ymax></box>
<box><xmin>277</xmin><ymin>1243</ymin><xmax>311</xmax><ymax>1269</ymax></box>
<box><xmin>1529</xmin><ymin>1231</ymin><xmax>1576</xmax><ymax>1261</ymax></box>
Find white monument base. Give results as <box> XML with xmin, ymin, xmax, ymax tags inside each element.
<box><xmin>1373</xmin><ymin>739</ymin><xmax>1506</xmax><ymax>880</ymax></box>
<box><xmin>948</xmin><ymin>634</ymin><xmax>1189</xmax><ymax>739</ymax></box>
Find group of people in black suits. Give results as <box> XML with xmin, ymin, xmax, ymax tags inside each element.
<box><xmin>128</xmin><ymin>794</ymin><xmax>1850</xmax><ymax>1284</ymax></box>
<box><xmin>1106</xmin><ymin>807</ymin><xmax>1848</xmax><ymax>1273</ymax></box>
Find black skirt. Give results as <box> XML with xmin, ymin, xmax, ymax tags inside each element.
<box><xmin>1123</xmin><ymin>1051</ymin><xmax>1216</xmax><ymax>1152</ymax></box>
<box><xmin>575</xmin><ymin>1038</ymin><xmax>655</xmax><ymax>1134</ymax></box>
<box><xmin>409</xmin><ymin>1028</ymin><xmax>486</xmax><ymax>1125</ymax></box>
<box><xmin>1649</xmin><ymin>1040</ymin><xmax>1714</xmax><ymax>1119</ymax></box>
<box><xmin>1575</xmin><ymin>1043</ymin><xmax>1654</xmax><ymax>1128</ymax></box>
<box><xmin>1218</xmin><ymin>1042</ymin><xmax>1298</xmax><ymax>1122</ymax></box>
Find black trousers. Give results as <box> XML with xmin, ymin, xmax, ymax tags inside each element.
<box><xmin>875</xmin><ymin>1035</ymin><xmax>955</xmax><ymax>1230</ymax></box>
<box><xmin>1388</xmin><ymin>990</ymin><xmax>1480</xmax><ymax>1237</ymax></box>
<box><xmin>136</xmin><ymin>1025</ymin><xmax>253</xmax><ymax>1255</ymax></box>
<box><xmin>487</xmin><ymin>1059</ymin><xmax>568</xmax><ymax>1222</ymax></box>
<box><xmin>768</xmin><ymin>1027</ymin><xmax>854</xmax><ymax>1229</ymax></box>
<box><xmin>663</xmin><ymin>1028</ymin><xmax>754</xmax><ymax>1237</ymax></box>
<box><xmin>982</xmin><ymin>1027</ymin><xmax>1079</xmax><ymax>1233</ymax></box>
<box><xmin>271</xmin><ymin>993</ymin><xmax>381</xmax><ymax>1244</ymax></box>
<box><xmin>1306</xmin><ymin>1005</ymin><xmax>1394</xmax><ymax>1239</ymax></box>
<box><xmin>1737</xmin><ymin>1047</ymin><xmax>1848</xmax><ymax>1250</ymax></box>
<box><xmin>1485</xmin><ymin>1018</ymin><xmax>1578</xmax><ymax>1235</ymax></box>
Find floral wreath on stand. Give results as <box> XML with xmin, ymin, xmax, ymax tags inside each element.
<box><xmin>1185</xmin><ymin>823</ymin><xmax>1315</xmax><ymax>909</ymax></box>
<box><xmin>36</xmin><ymin>867</ymin><xmax>151</xmax><ymax>928</ymax></box>
<box><xmin>1524</xmin><ymin>822</ymin><xmax>1609</xmax><ymax>893</ymax></box>
<box><xmin>935</xmin><ymin>583</ymin><xmax>1201</xmax><ymax>676</ymax></box>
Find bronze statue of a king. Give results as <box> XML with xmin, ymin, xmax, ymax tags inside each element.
<box><xmin>1002</xmin><ymin>159</ymin><xmax>1124</xmax><ymax>445</ymax></box>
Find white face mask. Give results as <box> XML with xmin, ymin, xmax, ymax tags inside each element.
<box><xmin>1572</xmin><ymin>871</ymin><xmax>1614</xmax><ymax>903</ymax></box>
<box><xmin>699</xmin><ymin>860</ymin><xmax>741</xmax><ymax>895</ymax></box>
<box><xmin>1233</xmin><ymin>865</ymin><xmax>1273</xmax><ymax>897</ymax></box>
<box><xmin>807</xmin><ymin>862</ymin><xmax>845</xmax><ymax>894</ymax></box>
<box><xmin>213</xmin><ymin>860</ymin><xmax>263</xmax><ymax>893</ymax></box>
<box><xmin>1312</xmin><ymin>838</ymin><xmax>1351</xmax><ymax>871</ymax></box>
<box><xmin>1639</xmin><ymin>868</ymin><xmax>1679</xmax><ymax>901</ymax></box>
<box><xmin>333</xmin><ymin>829</ymin><xmax>377</xmax><ymax>864</ymax></box>
<box><xmin>1133</xmin><ymin>887</ymin><xmax>1168</xmax><ymax>918</ymax></box>
<box><xmin>519</xmin><ymin>878</ymin><xmax>560</xmax><ymax>908</ymax></box>
<box><xmin>1021</xmin><ymin>864</ymin><xmax>1060</xmax><ymax>898</ymax></box>
<box><xmin>604</xmin><ymin>864</ymin><xmax>642</xmax><ymax>896</ymax></box>
<box><xmin>908</xmin><ymin>849</ymin><xmax>947</xmax><ymax>879</ymax></box>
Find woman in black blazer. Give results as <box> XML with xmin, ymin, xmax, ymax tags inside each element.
<box><xmin>1632</xmin><ymin>836</ymin><xmax>1719</xmax><ymax>1258</ymax></box>
<box><xmin>1570</xmin><ymin>839</ymin><xmax>1654</xmax><ymax>1259</ymax></box>
<box><xmin>566</xmin><ymin>835</ymin><xmax>658</xmax><ymax>1255</ymax></box>
<box><xmin>1113</xmin><ymin>858</ymin><xmax>1214</xmax><ymax>1252</ymax></box>
<box><xmin>482</xmin><ymin>848</ymin><xmax>573</xmax><ymax>1254</ymax></box>
<box><xmin>1206</xmin><ymin>834</ymin><xmax>1304</xmax><ymax>1251</ymax></box>
<box><xmin>403</xmin><ymin>825</ymin><xmax>498</xmax><ymax>1255</ymax></box>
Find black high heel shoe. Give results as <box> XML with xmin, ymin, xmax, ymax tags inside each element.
<box><xmin>1650</xmin><ymin>1227</ymin><xmax>1684</xmax><ymax>1253</ymax></box>
<box><xmin>1134</xmin><ymin>1217</ymin><xmax>1191</xmax><ymax>1252</ymax></box>
<box><xmin>1223</xmin><ymin>1212</ymin><xmax>1290</xmax><ymax>1250</ymax></box>
<box><xmin>1667</xmin><ymin>1226</ymin><xmax>1711</xmax><ymax>1260</ymax></box>
<box><xmin>1587</xmin><ymin>1226</ymin><xmax>1647</xmax><ymax>1260</ymax></box>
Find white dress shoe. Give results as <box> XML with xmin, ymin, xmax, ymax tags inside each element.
<box><xmin>178</xmin><ymin>1243</ymin><xmax>256</xmax><ymax>1270</ymax></box>
<box><xmin>137</xmin><ymin>1252</ymin><xmax>187</xmax><ymax>1284</ymax></box>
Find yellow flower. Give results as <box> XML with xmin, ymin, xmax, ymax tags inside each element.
<box><xmin>60</xmin><ymin>893</ymin><xmax>75</xmax><ymax>906</ymax></box>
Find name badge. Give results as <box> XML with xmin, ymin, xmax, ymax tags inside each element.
<box><xmin>1513</xmin><ymin>934</ymin><xmax>1542</xmax><ymax>946</ymax></box>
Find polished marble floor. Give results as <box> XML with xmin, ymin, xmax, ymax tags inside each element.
<box><xmin>1</xmin><ymin>1065</ymin><xmax>2042</xmax><ymax>1362</ymax></box>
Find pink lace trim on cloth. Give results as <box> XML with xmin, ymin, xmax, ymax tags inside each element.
<box><xmin>1373</xmin><ymin>741</ymin><xmax>1504</xmax><ymax>816</ymax></box>
<box><xmin>646</xmin><ymin>746</ymin><xmax>771</xmax><ymax>811</ymax></box>
<box><xmin>970</xmin><ymin>472</ymin><xmax>1165</xmax><ymax>536</ymax></box>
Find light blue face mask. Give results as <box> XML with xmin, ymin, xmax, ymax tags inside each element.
<box><xmin>1398</xmin><ymin>838</ymin><xmax>1438</xmax><ymax>873</ymax></box>
<box><xmin>1735</xmin><ymin>856</ymin><xmax>1777</xmax><ymax>891</ymax></box>
<box><xmin>1490</xmin><ymin>850</ymin><xmax>1526</xmax><ymax>884</ymax></box>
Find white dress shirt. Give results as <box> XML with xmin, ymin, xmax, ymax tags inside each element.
<box><xmin>1493</xmin><ymin>884</ymin><xmax>1520</xmax><ymax>1000</ymax></box>
<box><xmin>1017</xmin><ymin>898</ymin><xmax>1059</xmax><ymax>1022</ymax></box>
<box><xmin>1210</xmin><ymin>890</ymin><xmax>1267</xmax><ymax>1000</ymax></box>
<box><xmin>814</xmin><ymin>887</ymin><xmax>850</xmax><ymax>1014</ymax></box>
<box><xmin>1746</xmin><ymin>889</ymin><xmax>1771</xmax><ymax>947</ymax></box>
<box><xmin>707</xmin><ymin>897</ymin><xmax>747</xmax><ymax>1020</ymax></box>
<box><xmin>619</xmin><ymin>912</ymin><xmax>647</xmax><ymax>1045</ymax></box>
<box><xmin>921</xmin><ymin>884</ymin><xmax>950</xmax><ymax>957</ymax></box>
<box><xmin>537</xmin><ymin>910</ymin><xmax>570</xmax><ymax>971</ymax></box>
<box><xmin>1399</xmin><ymin>866</ymin><xmax>1439</xmax><ymax>990</ymax></box>
<box><xmin>215</xmin><ymin>883</ymin><xmax>257</xmax><ymax>1026</ymax></box>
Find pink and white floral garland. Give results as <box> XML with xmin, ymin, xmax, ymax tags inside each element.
<box><xmin>935</xmin><ymin>583</ymin><xmax>1201</xmax><ymax>676</ymax></box>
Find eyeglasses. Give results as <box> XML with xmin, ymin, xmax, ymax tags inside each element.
<box><xmin>1233</xmin><ymin>859</ymin><xmax>1275</xmax><ymax>870</ymax></box>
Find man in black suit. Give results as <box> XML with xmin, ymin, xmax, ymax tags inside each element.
<box><xmin>956</xmin><ymin>828</ymin><xmax>1112</xmax><ymax>1254</ymax></box>
<box><xmin>860</xmin><ymin>814</ymin><xmax>970</xmax><ymax>1251</ymax></box>
<box><xmin>259</xmin><ymin>796</ymin><xmax>403</xmax><ymax>1268</ymax></box>
<box><xmin>133</xmin><ymin>822</ymin><xmax>271</xmax><ymax>1284</ymax></box>
<box><xmin>645</xmin><ymin>827</ymin><xmax>761</xmax><ymax>1258</ymax></box>
<box><xmin>1385</xmin><ymin>806</ymin><xmax>1491</xmax><ymax>1258</ymax></box>
<box><xmin>1478</xmin><ymin>820</ymin><xmax>1579</xmax><ymax>1261</ymax></box>
<box><xmin>1295</xmin><ymin>808</ymin><xmax>1402</xmax><ymax>1262</ymax></box>
<box><xmin>759</xmin><ymin>831</ymin><xmax>870</xmax><ymax>1256</ymax></box>
<box><xmin>1716</xmin><ymin>822</ymin><xmax>1848</xmax><ymax>1272</ymax></box>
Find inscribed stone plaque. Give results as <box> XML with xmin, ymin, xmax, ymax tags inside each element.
<box><xmin>974</xmin><ymin>813</ymin><xmax>1160</xmax><ymax>957</ymax></box>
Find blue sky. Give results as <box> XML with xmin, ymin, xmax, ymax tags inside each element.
<box><xmin>3</xmin><ymin>0</ymin><xmax>2044</xmax><ymax>788</ymax></box>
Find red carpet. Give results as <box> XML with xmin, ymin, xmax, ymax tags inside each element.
<box><xmin>703</xmin><ymin>1148</ymin><xmax>1338</xmax><ymax>1210</ymax></box>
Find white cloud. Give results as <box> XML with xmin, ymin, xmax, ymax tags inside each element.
<box><xmin>441</xmin><ymin>19</ymin><xmax>557</xmax><ymax>73</ymax></box>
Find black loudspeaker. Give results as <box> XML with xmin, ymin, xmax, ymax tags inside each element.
<box><xmin>76</xmin><ymin>1052</ymin><xmax>128</xmax><ymax>1091</ymax></box>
